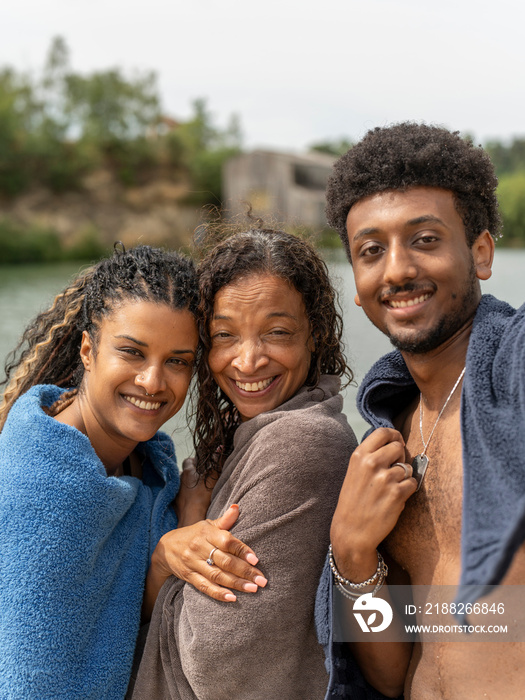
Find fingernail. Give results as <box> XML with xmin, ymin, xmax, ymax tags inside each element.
<box><xmin>225</xmin><ymin>593</ymin><xmax>237</xmax><ymax>602</ymax></box>
<box><xmin>246</xmin><ymin>553</ymin><xmax>259</xmax><ymax>565</ymax></box>
<box><xmin>243</xmin><ymin>582</ymin><xmax>258</xmax><ymax>593</ymax></box>
<box><xmin>254</xmin><ymin>575</ymin><xmax>268</xmax><ymax>587</ymax></box>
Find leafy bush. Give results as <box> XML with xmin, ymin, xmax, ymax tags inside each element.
<box><xmin>0</xmin><ymin>219</ymin><xmax>107</xmax><ymax>264</ymax></box>
<box><xmin>497</xmin><ymin>172</ymin><xmax>525</xmax><ymax>246</ymax></box>
<box><xmin>0</xmin><ymin>221</ymin><xmax>62</xmax><ymax>263</ymax></box>
<box><xmin>104</xmin><ymin>136</ymin><xmax>158</xmax><ymax>186</ymax></box>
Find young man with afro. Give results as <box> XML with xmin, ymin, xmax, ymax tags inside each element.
<box><xmin>316</xmin><ymin>122</ymin><xmax>525</xmax><ymax>699</ymax></box>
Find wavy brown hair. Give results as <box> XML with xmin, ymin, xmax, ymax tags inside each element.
<box><xmin>194</xmin><ymin>228</ymin><xmax>352</xmax><ymax>478</ymax></box>
<box><xmin>0</xmin><ymin>245</ymin><xmax>199</xmax><ymax>432</ymax></box>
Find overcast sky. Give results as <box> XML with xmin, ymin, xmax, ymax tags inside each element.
<box><xmin>3</xmin><ymin>0</ymin><xmax>525</xmax><ymax>152</ymax></box>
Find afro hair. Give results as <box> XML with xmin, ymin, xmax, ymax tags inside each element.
<box><xmin>326</xmin><ymin>122</ymin><xmax>501</xmax><ymax>259</ymax></box>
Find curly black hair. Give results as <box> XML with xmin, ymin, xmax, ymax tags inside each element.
<box><xmin>326</xmin><ymin>122</ymin><xmax>502</xmax><ymax>260</ymax></box>
<box><xmin>0</xmin><ymin>244</ymin><xmax>199</xmax><ymax>430</ymax></box>
<box><xmin>194</xmin><ymin>228</ymin><xmax>352</xmax><ymax>478</ymax></box>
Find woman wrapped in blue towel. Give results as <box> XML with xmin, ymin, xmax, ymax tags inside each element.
<box><xmin>0</xmin><ymin>245</ymin><xmax>263</xmax><ymax>700</ymax></box>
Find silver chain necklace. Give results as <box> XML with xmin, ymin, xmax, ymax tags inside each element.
<box><xmin>412</xmin><ymin>366</ymin><xmax>466</xmax><ymax>491</ymax></box>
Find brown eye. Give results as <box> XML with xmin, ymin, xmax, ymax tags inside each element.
<box><xmin>168</xmin><ymin>357</ymin><xmax>188</xmax><ymax>366</ymax></box>
<box><xmin>120</xmin><ymin>347</ymin><xmax>142</xmax><ymax>357</ymax></box>
<box><xmin>361</xmin><ymin>244</ymin><xmax>383</xmax><ymax>257</ymax></box>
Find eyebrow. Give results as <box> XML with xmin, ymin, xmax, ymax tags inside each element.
<box><xmin>352</xmin><ymin>215</ymin><xmax>447</xmax><ymax>242</ymax></box>
<box><xmin>407</xmin><ymin>215</ymin><xmax>446</xmax><ymax>227</ymax></box>
<box><xmin>114</xmin><ymin>334</ymin><xmax>195</xmax><ymax>355</ymax></box>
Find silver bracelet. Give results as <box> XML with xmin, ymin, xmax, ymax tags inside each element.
<box><xmin>334</xmin><ymin>575</ymin><xmax>386</xmax><ymax>601</ymax></box>
<box><xmin>328</xmin><ymin>544</ymin><xmax>388</xmax><ymax>590</ymax></box>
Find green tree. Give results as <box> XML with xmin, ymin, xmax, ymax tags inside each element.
<box><xmin>309</xmin><ymin>138</ymin><xmax>353</xmax><ymax>157</ymax></box>
<box><xmin>40</xmin><ymin>36</ymin><xmax>70</xmax><ymax>133</ymax></box>
<box><xmin>485</xmin><ymin>138</ymin><xmax>525</xmax><ymax>176</ymax></box>
<box><xmin>496</xmin><ymin>171</ymin><xmax>525</xmax><ymax>246</ymax></box>
<box><xmin>0</xmin><ymin>68</ymin><xmax>39</xmax><ymax>193</ymax></box>
<box><xmin>30</xmin><ymin>38</ymin><xmax>98</xmax><ymax>191</ymax></box>
<box><xmin>168</xmin><ymin>99</ymin><xmax>242</xmax><ymax>204</ymax></box>
<box><xmin>0</xmin><ymin>39</ymin><xmax>244</xmax><ymax>202</ymax></box>
<box><xmin>65</xmin><ymin>68</ymin><xmax>160</xmax><ymax>143</ymax></box>
<box><xmin>0</xmin><ymin>38</ymin><xmax>99</xmax><ymax>193</ymax></box>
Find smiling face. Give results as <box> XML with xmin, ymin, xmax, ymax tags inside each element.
<box><xmin>208</xmin><ymin>274</ymin><xmax>314</xmax><ymax>421</ymax></box>
<box><xmin>346</xmin><ymin>186</ymin><xmax>494</xmax><ymax>355</ymax></box>
<box><xmin>79</xmin><ymin>299</ymin><xmax>198</xmax><ymax>453</ymax></box>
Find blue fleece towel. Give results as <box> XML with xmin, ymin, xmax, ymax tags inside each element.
<box><xmin>0</xmin><ymin>385</ymin><xmax>179</xmax><ymax>700</ymax></box>
<box><xmin>357</xmin><ymin>295</ymin><xmax>525</xmax><ymax>607</ymax></box>
<box><xmin>315</xmin><ymin>295</ymin><xmax>525</xmax><ymax>699</ymax></box>
<box><xmin>457</xmin><ymin>295</ymin><xmax>525</xmax><ymax>607</ymax></box>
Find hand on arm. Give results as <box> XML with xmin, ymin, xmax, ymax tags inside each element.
<box><xmin>165</xmin><ymin>421</ymin><xmax>352</xmax><ymax>700</ymax></box>
<box><xmin>330</xmin><ymin>428</ymin><xmax>416</xmax><ymax>698</ymax></box>
<box><xmin>142</xmin><ymin>505</ymin><xmax>267</xmax><ymax>621</ymax></box>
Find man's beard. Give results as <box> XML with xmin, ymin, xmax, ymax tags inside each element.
<box><xmin>386</xmin><ymin>260</ymin><xmax>479</xmax><ymax>355</ymax></box>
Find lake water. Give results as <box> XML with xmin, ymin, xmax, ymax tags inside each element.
<box><xmin>1</xmin><ymin>248</ymin><xmax>523</xmax><ymax>459</ymax></box>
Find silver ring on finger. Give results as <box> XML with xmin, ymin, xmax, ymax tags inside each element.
<box><xmin>206</xmin><ymin>546</ymin><xmax>219</xmax><ymax>566</ymax></box>
<box><xmin>392</xmin><ymin>462</ymin><xmax>410</xmax><ymax>481</ymax></box>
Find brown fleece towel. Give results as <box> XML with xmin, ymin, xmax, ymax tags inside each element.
<box><xmin>130</xmin><ymin>375</ymin><xmax>357</xmax><ymax>700</ymax></box>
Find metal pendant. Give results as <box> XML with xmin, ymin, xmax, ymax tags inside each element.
<box><xmin>412</xmin><ymin>454</ymin><xmax>429</xmax><ymax>491</ymax></box>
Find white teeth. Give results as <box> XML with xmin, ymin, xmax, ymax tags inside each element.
<box><xmin>389</xmin><ymin>294</ymin><xmax>430</xmax><ymax>309</ymax></box>
<box><xmin>235</xmin><ymin>377</ymin><xmax>274</xmax><ymax>392</ymax></box>
<box><xmin>124</xmin><ymin>396</ymin><xmax>161</xmax><ymax>411</ymax></box>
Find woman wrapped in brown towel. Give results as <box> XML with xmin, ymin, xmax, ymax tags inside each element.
<box><xmin>130</xmin><ymin>229</ymin><xmax>358</xmax><ymax>700</ymax></box>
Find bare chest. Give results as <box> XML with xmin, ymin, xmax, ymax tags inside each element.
<box><xmin>385</xmin><ymin>402</ymin><xmax>464</xmax><ymax>583</ymax></box>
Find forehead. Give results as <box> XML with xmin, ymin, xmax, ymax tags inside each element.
<box><xmin>213</xmin><ymin>273</ymin><xmax>306</xmax><ymax>315</ymax></box>
<box><xmin>101</xmin><ymin>299</ymin><xmax>196</xmax><ymax>334</ymax></box>
<box><xmin>346</xmin><ymin>186</ymin><xmax>464</xmax><ymax>242</ymax></box>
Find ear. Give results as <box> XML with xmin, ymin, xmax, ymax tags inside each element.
<box><xmin>354</xmin><ymin>293</ymin><xmax>362</xmax><ymax>308</ymax></box>
<box><xmin>472</xmin><ymin>230</ymin><xmax>495</xmax><ymax>281</ymax></box>
<box><xmin>80</xmin><ymin>331</ymin><xmax>93</xmax><ymax>371</ymax></box>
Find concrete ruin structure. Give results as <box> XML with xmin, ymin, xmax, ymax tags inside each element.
<box><xmin>222</xmin><ymin>150</ymin><xmax>335</xmax><ymax>229</ymax></box>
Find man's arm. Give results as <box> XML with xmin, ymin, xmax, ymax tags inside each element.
<box><xmin>330</xmin><ymin>427</ymin><xmax>417</xmax><ymax>698</ymax></box>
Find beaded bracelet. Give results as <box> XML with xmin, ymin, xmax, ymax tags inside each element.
<box><xmin>328</xmin><ymin>544</ymin><xmax>387</xmax><ymax>590</ymax></box>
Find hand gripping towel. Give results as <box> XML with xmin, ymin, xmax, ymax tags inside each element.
<box><xmin>315</xmin><ymin>294</ymin><xmax>525</xmax><ymax>699</ymax></box>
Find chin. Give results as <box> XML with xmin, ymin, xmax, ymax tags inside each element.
<box><xmin>388</xmin><ymin>319</ymin><xmax>460</xmax><ymax>354</ymax></box>
<box><xmin>125</xmin><ymin>423</ymin><xmax>160</xmax><ymax>443</ymax></box>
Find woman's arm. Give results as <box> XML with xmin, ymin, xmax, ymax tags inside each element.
<box><xmin>142</xmin><ymin>460</ymin><xmax>266</xmax><ymax>620</ymax></box>
<box><xmin>142</xmin><ymin>504</ymin><xmax>267</xmax><ymax>620</ymax></box>
<box><xmin>132</xmin><ymin>412</ymin><xmax>356</xmax><ymax>700</ymax></box>
<box><xmin>174</xmin><ymin>457</ymin><xmax>214</xmax><ymax>527</ymax></box>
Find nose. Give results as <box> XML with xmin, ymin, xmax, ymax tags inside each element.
<box><xmin>231</xmin><ymin>339</ymin><xmax>268</xmax><ymax>375</ymax></box>
<box><xmin>383</xmin><ymin>240</ymin><xmax>418</xmax><ymax>287</ymax></box>
<box><xmin>135</xmin><ymin>364</ymin><xmax>167</xmax><ymax>396</ymax></box>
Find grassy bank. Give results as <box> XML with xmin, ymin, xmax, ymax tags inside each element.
<box><xmin>0</xmin><ymin>220</ymin><xmax>109</xmax><ymax>264</ymax></box>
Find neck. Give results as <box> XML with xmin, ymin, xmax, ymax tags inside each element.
<box><xmin>401</xmin><ymin>317</ymin><xmax>472</xmax><ymax>411</ymax></box>
<box><xmin>55</xmin><ymin>396</ymin><xmax>135</xmax><ymax>475</ymax></box>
